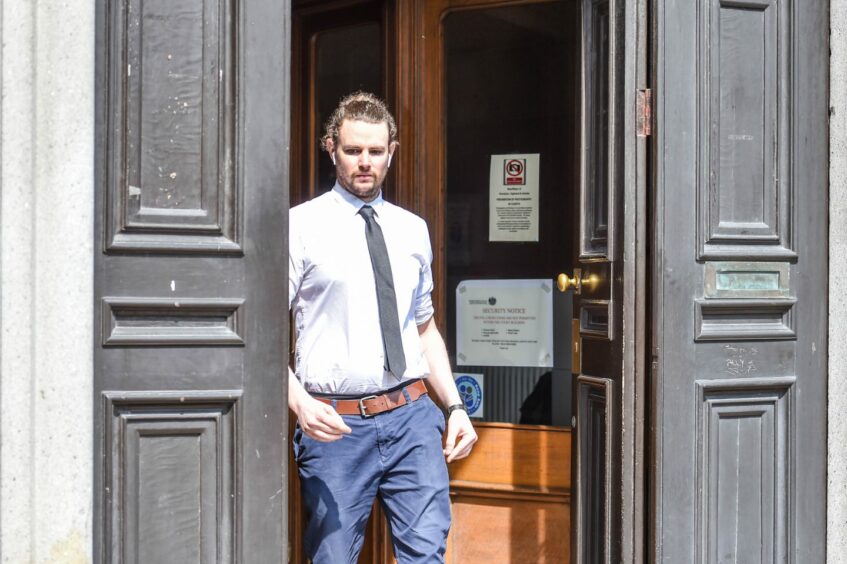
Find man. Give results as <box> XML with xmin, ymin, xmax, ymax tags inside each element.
<box><xmin>288</xmin><ymin>91</ymin><xmax>477</xmax><ymax>563</ymax></box>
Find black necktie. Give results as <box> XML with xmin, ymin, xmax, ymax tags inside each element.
<box><xmin>359</xmin><ymin>205</ymin><xmax>406</xmax><ymax>380</ymax></box>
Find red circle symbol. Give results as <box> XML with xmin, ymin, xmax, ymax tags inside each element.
<box><xmin>505</xmin><ymin>159</ymin><xmax>524</xmax><ymax>176</ymax></box>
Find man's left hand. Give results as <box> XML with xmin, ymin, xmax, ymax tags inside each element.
<box><xmin>443</xmin><ymin>410</ymin><xmax>477</xmax><ymax>463</ymax></box>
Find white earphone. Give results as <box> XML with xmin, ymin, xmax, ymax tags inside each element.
<box><xmin>387</xmin><ymin>153</ymin><xmax>393</xmax><ymax>167</ymax></box>
<box><xmin>331</xmin><ymin>154</ymin><xmax>336</xmax><ymax>165</ymax></box>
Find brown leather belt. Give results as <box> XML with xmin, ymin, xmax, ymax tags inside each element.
<box><xmin>316</xmin><ymin>379</ymin><xmax>428</xmax><ymax>417</ymax></box>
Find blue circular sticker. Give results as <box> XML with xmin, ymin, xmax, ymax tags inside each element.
<box><xmin>455</xmin><ymin>375</ymin><xmax>482</xmax><ymax>416</ymax></box>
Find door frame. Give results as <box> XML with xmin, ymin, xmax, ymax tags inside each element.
<box><xmin>616</xmin><ymin>0</ymin><xmax>649</xmax><ymax>561</ymax></box>
<box><xmin>287</xmin><ymin>0</ymin><xmax>652</xmax><ymax>560</ymax></box>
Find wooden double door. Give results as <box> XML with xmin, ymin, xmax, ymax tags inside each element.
<box><xmin>92</xmin><ymin>0</ymin><xmax>828</xmax><ymax>561</ymax></box>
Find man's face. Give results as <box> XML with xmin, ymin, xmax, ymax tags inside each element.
<box><xmin>327</xmin><ymin>119</ymin><xmax>395</xmax><ymax>202</ymax></box>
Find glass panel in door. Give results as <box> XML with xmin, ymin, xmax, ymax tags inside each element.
<box><xmin>438</xmin><ymin>2</ymin><xmax>580</xmax><ymax>563</ymax></box>
<box><xmin>444</xmin><ymin>1</ymin><xmax>578</xmax><ymax>427</ymax></box>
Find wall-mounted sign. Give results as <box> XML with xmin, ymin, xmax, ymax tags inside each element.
<box><xmin>456</xmin><ymin>279</ymin><xmax>554</xmax><ymax>367</ymax></box>
<box><xmin>489</xmin><ymin>153</ymin><xmax>540</xmax><ymax>242</ymax></box>
<box><xmin>454</xmin><ymin>373</ymin><xmax>484</xmax><ymax>418</ymax></box>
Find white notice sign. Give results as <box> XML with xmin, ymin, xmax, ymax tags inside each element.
<box><xmin>455</xmin><ymin>279</ymin><xmax>553</xmax><ymax>368</ymax></box>
<box><xmin>489</xmin><ymin>154</ymin><xmax>540</xmax><ymax>242</ymax></box>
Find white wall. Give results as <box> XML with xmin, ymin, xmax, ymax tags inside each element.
<box><xmin>0</xmin><ymin>0</ymin><xmax>94</xmax><ymax>562</ymax></box>
<box><xmin>831</xmin><ymin>3</ymin><xmax>847</xmax><ymax>563</ymax></box>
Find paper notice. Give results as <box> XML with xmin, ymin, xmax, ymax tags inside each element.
<box><xmin>489</xmin><ymin>154</ymin><xmax>540</xmax><ymax>242</ymax></box>
<box><xmin>455</xmin><ymin>279</ymin><xmax>554</xmax><ymax>368</ymax></box>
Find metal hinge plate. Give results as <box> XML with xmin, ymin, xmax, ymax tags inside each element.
<box><xmin>637</xmin><ymin>89</ymin><xmax>652</xmax><ymax>137</ymax></box>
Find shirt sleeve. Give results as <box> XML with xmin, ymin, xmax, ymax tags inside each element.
<box><xmin>414</xmin><ymin>223</ymin><xmax>435</xmax><ymax>325</ymax></box>
<box><xmin>288</xmin><ymin>210</ymin><xmax>304</xmax><ymax>311</ymax></box>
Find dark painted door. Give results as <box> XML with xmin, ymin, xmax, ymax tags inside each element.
<box><xmin>654</xmin><ymin>0</ymin><xmax>827</xmax><ymax>561</ymax></box>
<box><xmin>569</xmin><ymin>0</ymin><xmax>649</xmax><ymax>562</ymax></box>
<box><xmin>94</xmin><ymin>0</ymin><xmax>290</xmax><ymax>562</ymax></box>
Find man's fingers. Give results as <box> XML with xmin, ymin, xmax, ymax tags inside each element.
<box><xmin>446</xmin><ymin>432</ymin><xmax>477</xmax><ymax>462</ymax></box>
<box><xmin>302</xmin><ymin>416</ymin><xmax>340</xmax><ymax>435</ymax></box>
<box><xmin>302</xmin><ymin>421</ymin><xmax>346</xmax><ymax>438</ymax></box>
<box><xmin>306</xmin><ymin>428</ymin><xmax>346</xmax><ymax>442</ymax></box>
<box><xmin>332</xmin><ymin>413</ymin><xmax>353</xmax><ymax>433</ymax></box>
<box><xmin>318</xmin><ymin>407</ymin><xmax>352</xmax><ymax>434</ymax></box>
<box><xmin>301</xmin><ymin>411</ymin><xmax>350</xmax><ymax>441</ymax></box>
<box><xmin>444</xmin><ymin>411</ymin><xmax>478</xmax><ymax>462</ymax></box>
<box><xmin>442</xmin><ymin>426</ymin><xmax>459</xmax><ymax>457</ymax></box>
<box><xmin>299</xmin><ymin>401</ymin><xmax>352</xmax><ymax>440</ymax></box>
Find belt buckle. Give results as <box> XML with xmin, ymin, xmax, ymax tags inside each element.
<box><xmin>358</xmin><ymin>395</ymin><xmax>378</xmax><ymax>418</ymax></box>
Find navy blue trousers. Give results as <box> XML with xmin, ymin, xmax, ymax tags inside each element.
<box><xmin>293</xmin><ymin>392</ymin><xmax>452</xmax><ymax>563</ymax></box>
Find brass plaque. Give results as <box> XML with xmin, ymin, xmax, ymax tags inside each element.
<box><xmin>704</xmin><ymin>262</ymin><xmax>790</xmax><ymax>299</ymax></box>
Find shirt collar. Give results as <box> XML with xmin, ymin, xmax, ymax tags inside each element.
<box><xmin>331</xmin><ymin>182</ymin><xmax>385</xmax><ymax>216</ymax></box>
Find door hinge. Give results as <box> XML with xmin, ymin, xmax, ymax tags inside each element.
<box><xmin>636</xmin><ymin>89</ymin><xmax>652</xmax><ymax>137</ymax></box>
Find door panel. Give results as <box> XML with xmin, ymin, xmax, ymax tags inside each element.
<box><xmin>573</xmin><ymin>0</ymin><xmax>646</xmax><ymax>562</ymax></box>
<box><xmin>581</xmin><ymin>0</ymin><xmax>611</xmax><ymax>259</ymax></box>
<box><xmin>94</xmin><ymin>0</ymin><xmax>290</xmax><ymax>561</ymax></box>
<box><xmin>654</xmin><ymin>0</ymin><xmax>827</xmax><ymax>561</ymax></box>
<box><xmin>574</xmin><ymin>375</ymin><xmax>612</xmax><ymax>563</ymax></box>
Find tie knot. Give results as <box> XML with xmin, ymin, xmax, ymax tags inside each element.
<box><xmin>359</xmin><ymin>205</ymin><xmax>376</xmax><ymax>220</ymax></box>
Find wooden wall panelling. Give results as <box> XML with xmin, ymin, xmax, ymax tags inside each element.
<box><xmin>449</xmin><ymin>495</ymin><xmax>570</xmax><ymax>563</ymax></box>
<box><xmin>446</xmin><ymin>423</ymin><xmax>572</xmax><ymax>564</ymax></box>
<box><xmin>105</xmin><ymin>0</ymin><xmax>240</xmax><ymax>253</ymax></box>
<box><xmin>287</xmin><ymin>417</ymin><xmax>305</xmax><ymax>563</ymax></box>
<box><xmin>289</xmin><ymin>7</ymin><xmax>307</xmax><ymax>206</ymax></box>
<box><xmin>289</xmin><ymin>0</ymin><xmax>390</xmax><ymax>206</ymax></box>
<box><xmin>388</xmin><ymin>0</ymin><xmax>417</xmax><ymax>214</ymax></box>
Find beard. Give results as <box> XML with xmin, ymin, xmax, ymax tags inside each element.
<box><xmin>337</xmin><ymin>170</ymin><xmax>384</xmax><ymax>202</ymax></box>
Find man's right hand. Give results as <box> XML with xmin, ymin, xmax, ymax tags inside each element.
<box><xmin>293</xmin><ymin>395</ymin><xmax>352</xmax><ymax>442</ymax></box>
<box><xmin>289</xmin><ymin>368</ymin><xmax>352</xmax><ymax>441</ymax></box>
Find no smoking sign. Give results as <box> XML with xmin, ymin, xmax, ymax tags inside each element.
<box><xmin>503</xmin><ymin>158</ymin><xmax>526</xmax><ymax>185</ymax></box>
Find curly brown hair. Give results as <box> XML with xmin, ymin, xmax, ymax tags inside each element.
<box><xmin>322</xmin><ymin>91</ymin><xmax>398</xmax><ymax>151</ymax></box>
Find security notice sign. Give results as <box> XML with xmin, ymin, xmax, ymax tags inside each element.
<box><xmin>455</xmin><ymin>279</ymin><xmax>554</xmax><ymax>368</ymax></box>
<box><xmin>489</xmin><ymin>153</ymin><xmax>540</xmax><ymax>242</ymax></box>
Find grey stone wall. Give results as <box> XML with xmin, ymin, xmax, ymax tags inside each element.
<box><xmin>831</xmin><ymin>3</ymin><xmax>847</xmax><ymax>563</ymax></box>
<box><xmin>0</xmin><ymin>1</ymin><xmax>94</xmax><ymax>562</ymax></box>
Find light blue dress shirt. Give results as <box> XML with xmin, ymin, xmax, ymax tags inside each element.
<box><xmin>289</xmin><ymin>183</ymin><xmax>435</xmax><ymax>395</ymax></box>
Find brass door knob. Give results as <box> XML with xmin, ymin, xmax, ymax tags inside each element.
<box><xmin>557</xmin><ymin>268</ymin><xmax>583</xmax><ymax>294</ymax></box>
<box><xmin>556</xmin><ymin>268</ymin><xmax>601</xmax><ymax>295</ymax></box>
